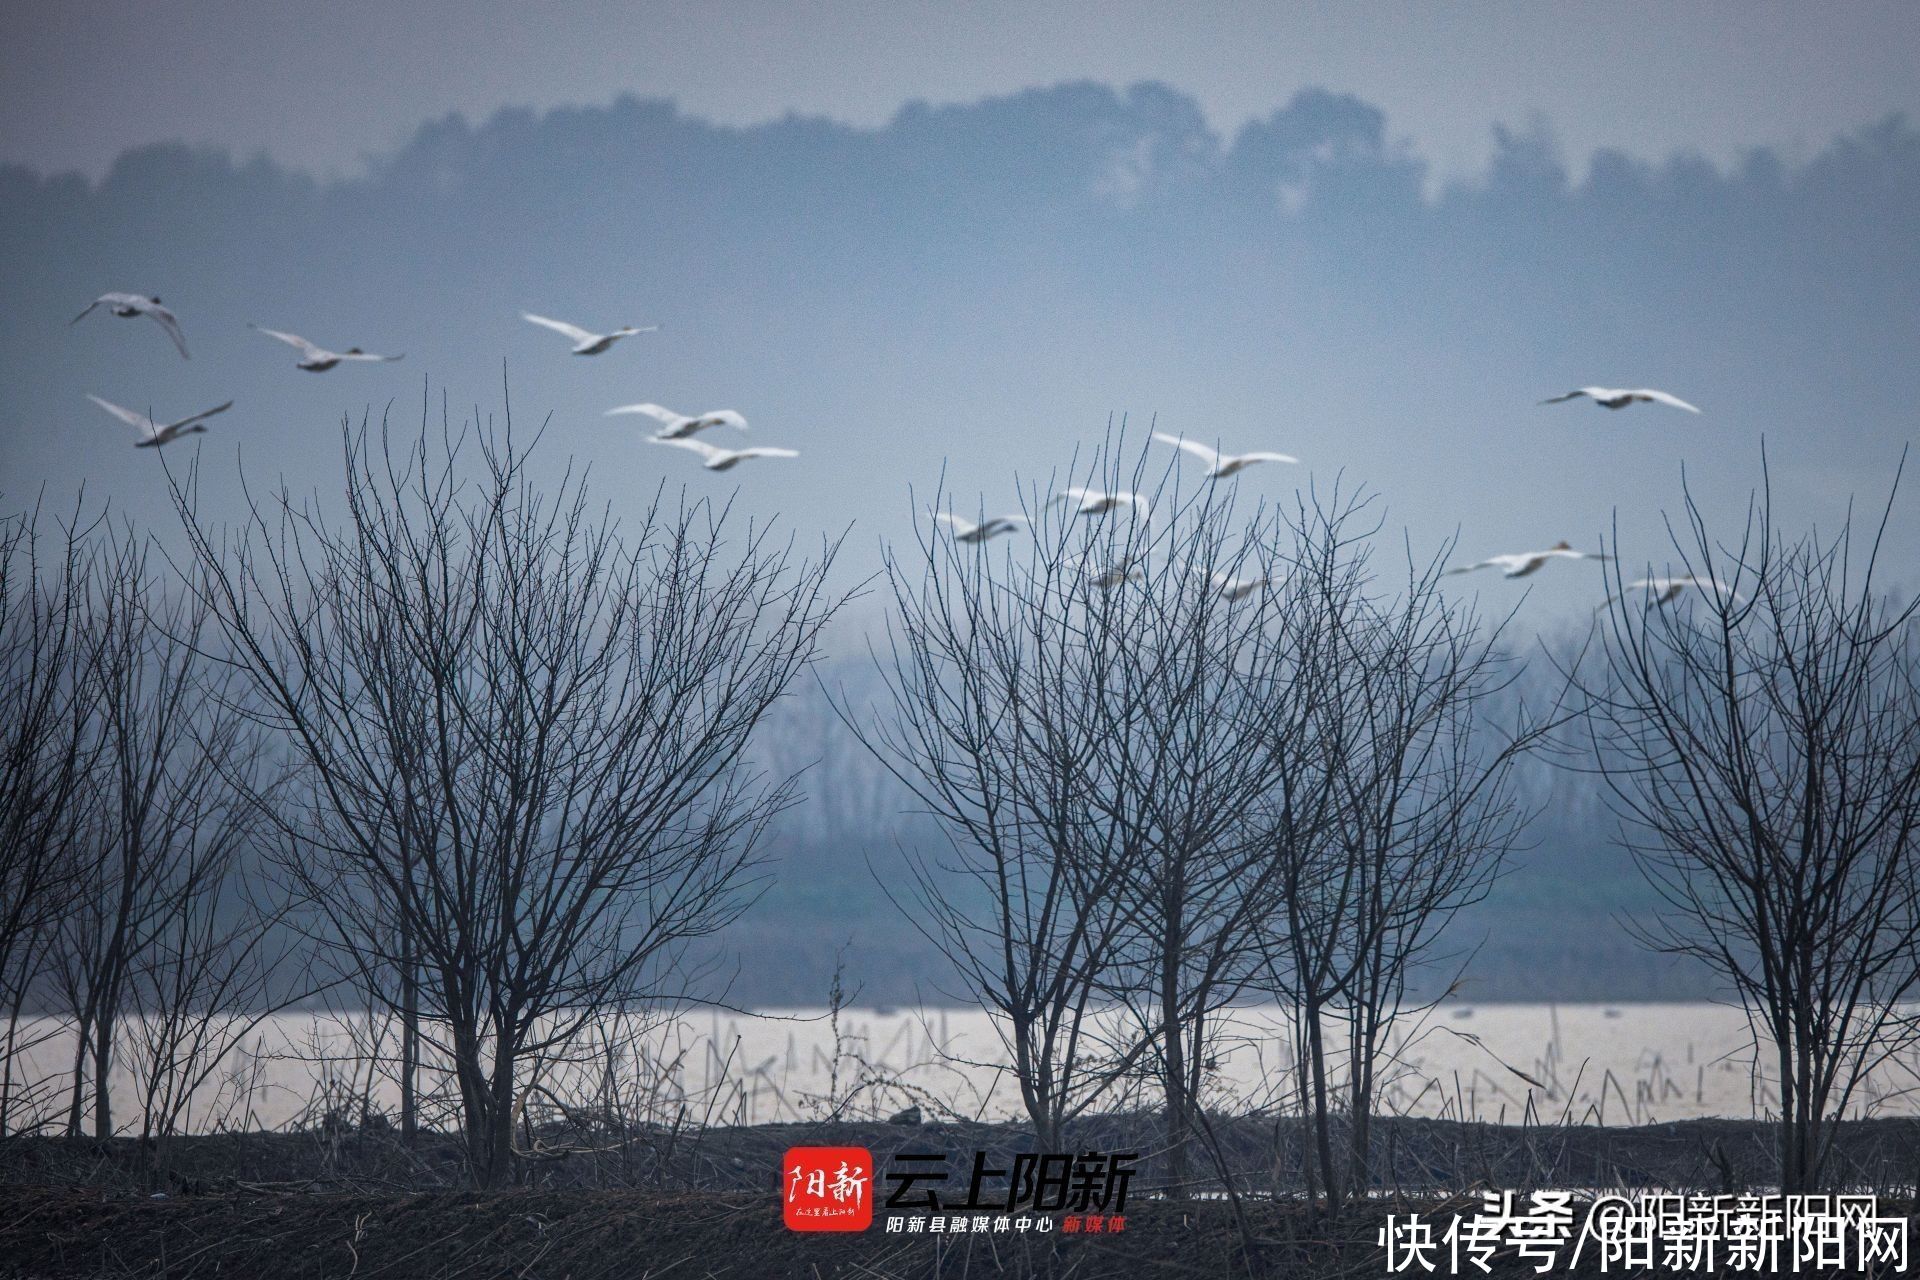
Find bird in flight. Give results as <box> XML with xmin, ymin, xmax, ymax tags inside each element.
<box><xmin>1198</xmin><ymin>569</ymin><xmax>1270</xmax><ymax>600</ymax></box>
<box><xmin>607</xmin><ymin>403</ymin><xmax>747</xmax><ymax>439</ymax></box>
<box><xmin>88</xmin><ymin>394</ymin><xmax>231</xmax><ymax>448</ymax></box>
<box><xmin>647</xmin><ymin>436</ymin><xmax>798</xmax><ymax>471</ymax></box>
<box><xmin>1447</xmin><ymin>541</ymin><xmax>1609</xmax><ymax>579</ymax></box>
<box><xmin>1054</xmin><ymin>488</ymin><xmax>1151</xmax><ymax>520</ymax></box>
<box><xmin>1082</xmin><ymin>558</ymin><xmax>1147</xmax><ymax>590</ymax></box>
<box><xmin>935</xmin><ymin>512</ymin><xmax>1028</xmax><ymax>543</ymax></box>
<box><xmin>251</xmin><ymin>325</ymin><xmax>402</xmax><ymax>371</ymax></box>
<box><xmin>523</xmin><ymin>312</ymin><xmax>658</xmax><ymax>355</ymax></box>
<box><xmin>71</xmin><ymin>293</ymin><xmax>189</xmax><ymax>358</ymax></box>
<box><xmin>1152</xmin><ymin>432</ymin><xmax>1299</xmax><ymax>477</ymax></box>
<box><xmin>1602</xmin><ymin>576</ymin><xmax>1746</xmax><ymax>610</ymax></box>
<box><xmin>1541</xmin><ymin>387</ymin><xmax>1700</xmax><ymax>413</ymax></box>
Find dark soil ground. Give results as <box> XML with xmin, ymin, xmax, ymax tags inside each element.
<box><xmin>0</xmin><ymin>1187</ymin><xmax>1534</xmax><ymax>1279</ymax></box>
<box><xmin>2</xmin><ymin>1117</ymin><xmax>1916</xmax><ymax>1277</ymax></box>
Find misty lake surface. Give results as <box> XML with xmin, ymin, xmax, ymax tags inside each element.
<box><xmin>12</xmin><ymin>1003</ymin><xmax>1920</xmax><ymax>1135</ymax></box>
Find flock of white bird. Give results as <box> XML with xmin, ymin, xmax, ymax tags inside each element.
<box><xmin>71</xmin><ymin>297</ymin><xmax>806</xmax><ymax>476</ymax></box>
<box><xmin>69</xmin><ymin>290</ymin><xmax>1733</xmax><ymax>610</ymax></box>
<box><xmin>945</xmin><ymin>423</ymin><xmax>1732</xmax><ymax>609</ymax></box>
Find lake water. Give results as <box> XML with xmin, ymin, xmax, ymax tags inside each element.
<box><xmin>6</xmin><ymin>1002</ymin><xmax>1918</xmax><ymax>1136</ymax></box>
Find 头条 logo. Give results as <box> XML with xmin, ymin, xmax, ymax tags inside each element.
<box><xmin>783</xmin><ymin>1146</ymin><xmax>874</xmax><ymax>1232</ymax></box>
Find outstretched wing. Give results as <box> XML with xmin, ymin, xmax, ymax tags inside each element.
<box><xmin>251</xmin><ymin>325</ymin><xmax>321</xmax><ymax>357</ymax></box>
<box><xmin>522</xmin><ymin>313</ymin><xmax>594</xmax><ymax>344</ymax></box>
<box><xmin>1598</xmin><ymin>578</ymin><xmax>1678</xmax><ymax>613</ymax></box>
<box><xmin>1539</xmin><ymin>390</ymin><xmax>1591</xmax><ymax>405</ymax></box>
<box><xmin>1683</xmin><ymin>577</ymin><xmax>1744</xmax><ymax>604</ymax></box>
<box><xmin>146</xmin><ymin>304</ymin><xmax>190</xmax><ymax>358</ymax></box>
<box><xmin>647</xmin><ymin>435</ymin><xmax>725</xmax><ymax>463</ymax></box>
<box><xmin>607</xmin><ymin>403</ymin><xmax>690</xmax><ymax>431</ymax></box>
<box><xmin>1445</xmin><ymin>560</ymin><xmax>1495</xmax><ymax>576</ymax></box>
<box><xmin>737</xmin><ymin>448</ymin><xmax>798</xmax><ymax>460</ymax></box>
<box><xmin>1638</xmin><ymin>389</ymin><xmax>1701</xmax><ymax>413</ymax></box>
<box><xmin>701</xmin><ymin>410</ymin><xmax>749</xmax><ymax>432</ymax></box>
<box><xmin>70</xmin><ymin>297</ymin><xmax>107</xmax><ymax>325</ymax></box>
<box><xmin>934</xmin><ymin>512</ymin><xmax>979</xmax><ymax>536</ymax></box>
<box><xmin>339</xmin><ymin>350</ymin><xmax>403</xmax><ymax>362</ymax></box>
<box><xmin>87</xmin><ymin>394</ymin><xmax>154</xmax><ymax>432</ymax></box>
<box><xmin>1235</xmin><ymin>450</ymin><xmax>1300</xmax><ymax>465</ymax></box>
<box><xmin>1153</xmin><ymin>432</ymin><xmax>1223</xmax><ymax>468</ymax></box>
<box><xmin>168</xmin><ymin>401</ymin><xmax>233</xmax><ymax>430</ymax></box>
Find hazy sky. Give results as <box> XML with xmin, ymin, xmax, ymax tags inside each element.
<box><xmin>6</xmin><ymin>0</ymin><xmax>1917</xmax><ymax>182</ymax></box>
<box><xmin>6</xmin><ymin>3</ymin><xmax>1918</xmax><ymax>1002</ymax></box>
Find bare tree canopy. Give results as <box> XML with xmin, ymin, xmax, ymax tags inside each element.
<box><xmin>0</xmin><ymin>501</ymin><xmax>98</xmax><ymax>1135</ymax></box>
<box><xmin>861</xmin><ymin>435</ymin><xmax>1550</xmax><ymax>1205</ymax></box>
<box><xmin>1585</xmin><ymin>455</ymin><xmax>1920</xmax><ymax>1192</ymax></box>
<box><xmin>55</xmin><ymin>526</ymin><xmax>283</xmax><ymax>1150</ymax></box>
<box><xmin>859</xmin><ymin>440</ymin><xmax>1302</xmax><ymax>1160</ymax></box>
<box><xmin>166</xmin><ymin>401</ymin><xmax>847</xmax><ymax>1185</ymax></box>
<box><xmin>1254</xmin><ymin>488</ymin><xmax>1551</xmax><ymax>1212</ymax></box>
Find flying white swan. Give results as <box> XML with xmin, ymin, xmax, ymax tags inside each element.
<box><xmin>71</xmin><ymin>293</ymin><xmax>189</xmax><ymax>358</ymax></box>
<box><xmin>251</xmin><ymin>325</ymin><xmax>402</xmax><ymax>371</ymax></box>
<box><xmin>1082</xmin><ymin>558</ymin><xmax>1147</xmax><ymax>590</ymax></box>
<box><xmin>88</xmin><ymin>394</ymin><xmax>231</xmax><ymax>447</ymax></box>
<box><xmin>523</xmin><ymin>312</ymin><xmax>658</xmax><ymax>355</ymax></box>
<box><xmin>607</xmin><ymin>403</ymin><xmax>748</xmax><ymax>438</ymax></box>
<box><xmin>1199</xmin><ymin>569</ymin><xmax>1270</xmax><ymax>600</ymax></box>
<box><xmin>1447</xmin><ymin>541</ymin><xmax>1610</xmax><ymax>579</ymax></box>
<box><xmin>1054</xmin><ymin>488</ymin><xmax>1151</xmax><ymax>520</ymax></box>
<box><xmin>1152</xmin><ymin>432</ymin><xmax>1298</xmax><ymax>477</ymax></box>
<box><xmin>1541</xmin><ymin>387</ymin><xmax>1700</xmax><ymax>413</ymax></box>
<box><xmin>935</xmin><ymin>512</ymin><xmax>1028</xmax><ymax>543</ymax></box>
<box><xmin>1602</xmin><ymin>576</ymin><xmax>1747</xmax><ymax>610</ymax></box>
<box><xmin>648</xmin><ymin>436</ymin><xmax>798</xmax><ymax>472</ymax></box>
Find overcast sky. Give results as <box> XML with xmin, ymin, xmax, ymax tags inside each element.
<box><xmin>6</xmin><ymin>1</ymin><xmax>1918</xmax><ymax>623</ymax></box>
<box><xmin>6</xmin><ymin>0</ymin><xmax>1917</xmax><ymax>183</ymax></box>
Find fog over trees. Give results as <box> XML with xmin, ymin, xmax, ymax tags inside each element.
<box><xmin>5</xmin><ymin>419</ymin><xmax>1916</xmax><ymax>1195</ymax></box>
<box><xmin>4</xmin><ymin>86</ymin><xmax>1916</xmax><ymax>1008</ymax></box>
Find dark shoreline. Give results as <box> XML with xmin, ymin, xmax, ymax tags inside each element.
<box><xmin>5</xmin><ymin>1116</ymin><xmax>1919</xmax><ymax>1278</ymax></box>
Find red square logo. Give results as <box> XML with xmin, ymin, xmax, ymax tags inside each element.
<box><xmin>782</xmin><ymin>1146</ymin><xmax>874</xmax><ymax>1231</ymax></box>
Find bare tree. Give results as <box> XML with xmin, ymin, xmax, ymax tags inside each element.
<box><xmin>856</xmin><ymin>470</ymin><xmax>1146</xmax><ymax>1150</ymax></box>
<box><xmin>54</xmin><ymin>528</ymin><xmax>271</xmax><ymax>1140</ymax></box>
<box><xmin>113</xmin><ymin>803</ymin><xmax>293</xmax><ymax>1184</ymax></box>
<box><xmin>169</xmin><ymin>404</ymin><xmax>843</xmax><ymax>1186</ymax></box>
<box><xmin>861</xmin><ymin>439</ymin><xmax>1314</xmax><ymax>1190</ymax></box>
<box><xmin>1247</xmin><ymin>487</ymin><xmax>1381</xmax><ymax>1210</ymax></box>
<box><xmin>1240</xmin><ymin>487</ymin><xmax>1548</xmax><ymax>1213</ymax></box>
<box><xmin>1329</xmin><ymin>545</ymin><xmax>1538</xmax><ymax>1208</ymax></box>
<box><xmin>1585</xmin><ymin>458</ymin><xmax>1920</xmax><ymax>1192</ymax></box>
<box><xmin>0</xmin><ymin>501</ymin><xmax>98</xmax><ymax>1135</ymax></box>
